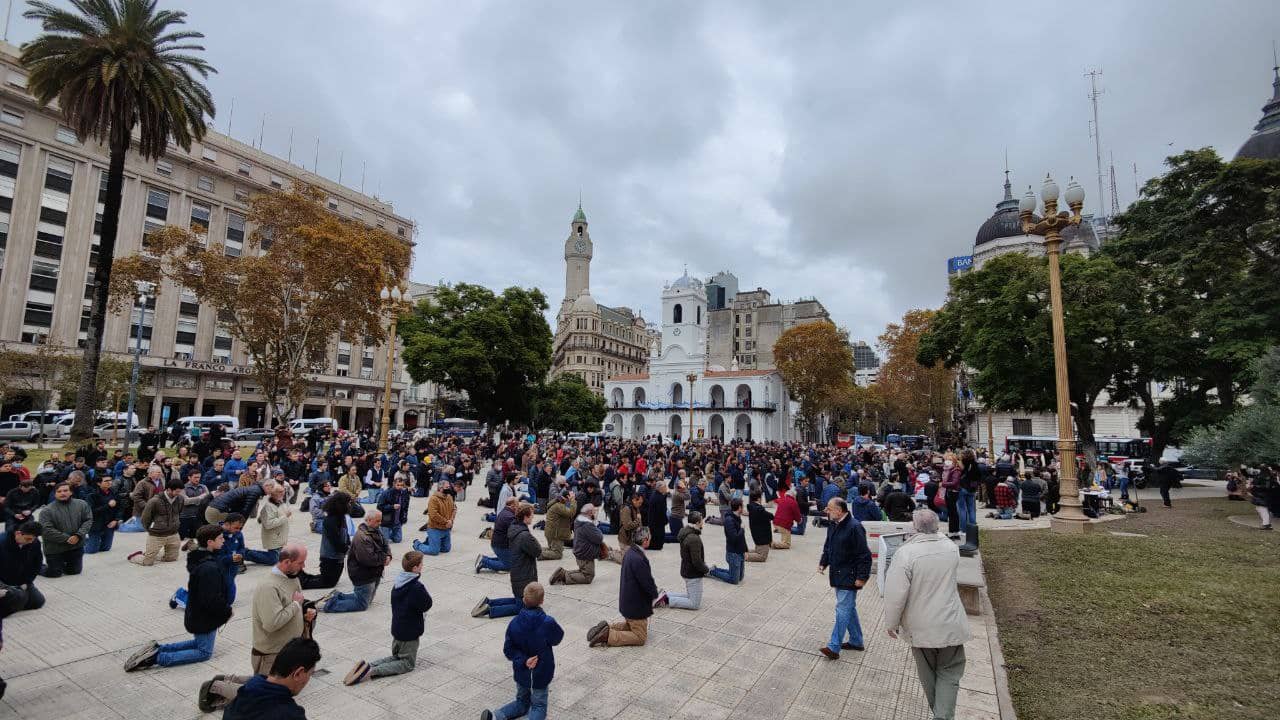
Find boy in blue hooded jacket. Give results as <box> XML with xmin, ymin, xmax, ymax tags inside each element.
<box><xmin>343</xmin><ymin>550</ymin><xmax>433</xmax><ymax>685</ymax></box>
<box><xmin>481</xmin><ymin>581</ymin><xmax>563</xmax><ymax>720</ymax></box>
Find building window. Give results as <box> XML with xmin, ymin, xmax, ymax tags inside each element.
<box><xmin>6</xmin><ymin>71</ymin><xmax>27</xmax><ymax>89</ymax></box>
<box><xmin>234</xmin><ymin>187</ymin><xmax>248</xmax><ymax>202</ymax></box>
<box><xmin>237</xmin><ymin>160</ymin><xmax>252</xmax><ymax>176</ymax></box>
<box><xmin>55</xmin><ymin>126</ymin><xmax>78</xmax><ymax>145</ymax></box>
<box><xmin>673</xmin><ymin>304</ymin><xmax>683</xmax><ymax>324</ymax></box>
<box><xmin>205</xmin><ymin>379</ymin><xmax>233</xmax><ymax>391</ymax></box>
<box><xmin>23</xmin><ymin>300</ymin><xmax>53</xmax><ymax>328</ymax></box>
<box><xmin>156</xmin><ymin>159</ymin><xmax>173</xmax><ymax>176</ymax></box>
<box><xmin>397</xmin><ymin>226</ymin><xmax>406</xmax><ymax>237</ymax></box>
<box><xmin>190</xmin><ymin>202</ymin><xmax>211</xmax><ymax>236</ymax></box>
<box><xmin>197</xmin><ymin>175</ymin><xmax>214</xmax><ymax>192</ymax></box>
<box><xmin>269</xmin><ymin>174</ymin><xmax>283</xmax><ymax>188</ymax></box>
<box><xmin>1</xmin><ymin>108</ymin><xmax>23</xmax><ymax>127</ymax></box>
<box><xmin>224</xmin><ymin>211</ymin><xmax>245</xmax><ymax>257</ymax></box>
<box><xmin>1012</xmin><ymin>418</ymin><xmax>1033</xmax><ymax>436</ymax></box>
<box><xmin>145</xmin><ymin>188</ymin><xmax>170</xmax><ymax>220</ymax></box>
<box><xmin>201</xmin><ymin>147</ymin><xmax>218</xmax><ymax>162</ymax></box>
<box><xmin>326</xmin><ymin>198</ymin><xmax>338</xmax><ymax>211</ymax></box>
<box><xmin>353</xmin><ymin>209</ymin><xmax>364</xmax><ymax>219</ymax></box>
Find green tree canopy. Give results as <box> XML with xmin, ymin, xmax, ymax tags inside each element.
<box><xmin>398</xmin><ymin>283</ymin><xmax>552</xmax><ymax>425</ymax></box>
<box><xmin>919</xmin><ymin>251</ymin><xmax>1142</xmax><ymax>465</ymax></box>
<box><xmin>532</xmin><ymin>374</ymin><xmax>607</xmax><ymax>432</ymax></box>
<box><xmin>1103</xmin><ymin>149</ymin><xmax>1280</xmax><ymax>454</ymax></box>
<box><xmin>1182</xmin><ymin>347</ymin><xmax>1280</xmax><ymax>467</ymax></box>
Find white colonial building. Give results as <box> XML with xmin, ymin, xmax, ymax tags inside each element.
<box><xmin>602</xmin><ymin>271</ymin><xmax>797</xmax><ymax>442</ymax></box>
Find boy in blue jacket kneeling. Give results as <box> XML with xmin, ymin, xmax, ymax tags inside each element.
<box><xmin>344</xmin><ymin>550</ymin><xmax>433</xmax><ymax>685</ymax></box>
<box><xmin>481</xmin><ymin>581</ymin><xmax>563</xmax><ymax>720</ymax></box>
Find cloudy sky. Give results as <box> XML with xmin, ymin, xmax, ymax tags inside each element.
<box><xmin>10</xmin><ymin>1</ymin><xmax>1279</xmax><ymax>345</ymax></box>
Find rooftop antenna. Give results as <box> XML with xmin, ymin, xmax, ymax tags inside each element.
<box><xmin>4</xmin><ymin>0</ymin><xmax>13</xmax><ymax>42</ymax></box>
<box><xmin>1086</xmin><ymin>68</ymin><xmax>1105</xmax><ymax>223</ymax></box>
<box><xmin>1108</xmin><ymin>151</ymin><xmax>1120</xmax><ymax>218</ymax></box>
<box><xmin>338</xmin><ymin>149</ymin><xmax>344</xmax><ymax>185</ymax></box>
<box><xmin>313</xmin><ymin>138</ymin><xmax>319</xmax><ymax>174</ymax></box>
<box><xmin>257</xmin><ymin>114</ymin><xmax>266</xmax><ymax>150</ymax></box>
<box><xmin>360</xmin><ymin>161</ymin><xmax>366</xmax><ymax>194</ymax></box>
<box><xmin>286</xmin><ymin>127</ymin><xmax>294</xmax><ymax>164</ymax></box>
<box><xmin>1132</xmin><ymin>162</ymin><xmax>1140</xmax><ymax>199</ymax></box>
<box><xmin>225</xmin><ymin>97</ymin><xmax>235</xmax><ymax>137</ymax></box>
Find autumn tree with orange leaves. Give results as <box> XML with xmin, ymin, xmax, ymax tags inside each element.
<box><xmin>110</xmin><ymin>184</ymin><xmax>411</xmax><ymax>422</ymax></box>
<box><xmin>774</xmin><ymin>321</ymin><xmax>854</xmax><ymax>440</ymax></box>
<box><xmin>876</xmin><ymin>309</ymin><xmax>954</xmax><ymax>436</ymax></box>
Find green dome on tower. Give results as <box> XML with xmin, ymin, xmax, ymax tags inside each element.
<box><xmin>573</xmin><ymin>202</ymin><xmax>587</xmax><ymax>223</ymax></box>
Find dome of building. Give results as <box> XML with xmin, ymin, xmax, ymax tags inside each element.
<box><xmin>571</xmin><ymin>289</ymin><xmax>597</xmax><ymax>313</ymax></box>
<box><xmin>669</xmin><ymin>268</ymin><xmax>699</xmax><ymax>290</ymax></box>
<box><xmin>975</xmin><ymin>172</ymin><xmax>1038</xmax><ymax>247</ymax></box>
<box><xmin>1236</xmin><ymin>68</ymin><xmax>1280</xmax><ymax>161</ymax></box>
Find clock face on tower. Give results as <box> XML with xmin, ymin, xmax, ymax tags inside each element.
<box><xmin>574</xmin><ymin>239</ymin><xmax>587</xmax><ymax>254</ymax></box>
<box><xmin>672</xmin><ymin>327</ymin><xmax>681</xmax><ymax>336</ymax></box>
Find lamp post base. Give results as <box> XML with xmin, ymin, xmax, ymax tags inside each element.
<box><xmin>1049</xmin><ymin>513</ymin><xmax>1091</xmax><ymax>534</ymax></box>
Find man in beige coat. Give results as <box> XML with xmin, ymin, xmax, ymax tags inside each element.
<box><xmin>200</xmin><ymin>543</ymin><xmax>317</xmax><ymax>711</ymax></box>
<box><xmin>882</xmin><ymin>509</ymin><xmax>971</xmax><ymax>720</ymax></box>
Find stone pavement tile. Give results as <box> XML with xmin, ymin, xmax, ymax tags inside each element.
<box><xmin>806</xmin><ymin>653</ymin><xmax>860</xmax><ymax>689</ymax></box>
<box><xmin>841</xmin><ymin>698</ymin><xmax>899</xmax><ymax>720</ymax></box>
<box><xmin>722</xmin><ymin>639</ymin><xmax>782</xmax><ymax>673</ymax></box>
<box><xmin>955</xmin><ymin>709</ymin><xmax>1000</xmax><ymax>720</ymax></box>
<box><xmin>671</xmin><ymin>654</ymin><xmax>720</xmax><ymax>679</ymax></box>
<box><xmin>709</xmin><ymin>661</ymin><xmax>761</xmax><ymax>690</ymax></box>
<box><xmin>959</xmin><ymin>668</ymin><xmax>997</xmax><ymax>695</ymax></box>
<box><xmin>2</xmin><ymin>669</ymin><xmax>107</xmax><ymax>720</ymax></box>
<box><xmin>733</xmin><ymin>687</ymin><xmax>793</xmax><ymax>717</ymax></box>
<box><xmin>675</xmin><ymin>697</ymin><xmax>734</xmax><ymax>720</ymax></box>
<box><xmin>788</xmin><ymin>687</ymin><xmax>847</xmax><ymax>718</ymax></box>
<box><xmin>693</xmin><ymin>677</ymin><xmax>750</xmax><ymax>708</ymax></box>
<box><xmin>0</xmin><ymin>641</ymin><xmax>48</xmax><ymax>680</ymax></box>
<box><xmin>955</xmin><ymin>687</ymin><xmax>1001</xmax><ymax>716</ymax></box>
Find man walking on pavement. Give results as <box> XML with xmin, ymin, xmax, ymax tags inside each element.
<box><xmin>817</xmin><ymin>498</ymin><xmax>872</xmax><ymax>660</ymax></box>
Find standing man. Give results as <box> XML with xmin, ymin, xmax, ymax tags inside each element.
<box><xmin>817</xmin><ymin>498</ymin><xmax>872</xmax><ymax>660</ymax></box>
<box><xmin>323</xmin><ymin>510</ymin><xmax>392</xmax><ymax>613</ymax></box>
<box><xmin>883</xmin><ymin>509</ymin><xmax>971</xmax><ymax>720</ymax></box>
<box><xmin>415</xmin><ymin>480</ymin><xmax>456</xmax><ymax>556</ymax></box>
<box><xmin>38</xmin><ymin>482</ymin><xmax>92</xmax><ymax>577</ymax></box>
<box><xmin>200</xmin><ymin>543</ymin><xmax>316</xmax><ymax>712</ymax></box>
<box><xmin>588</xmin><ymin>527</ymin><xmax>658</xmax><ymax>647</ymax></box>
<box><xmin>128</xmin><ymin>478</ymin><xmax>184</xmax><ymax>566</ymax></box>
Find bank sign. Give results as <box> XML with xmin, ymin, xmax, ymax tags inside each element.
<box><xmin>947</xmin><ymin>255</ymin><xmax>974</xmax><ymax>274</ymax></box>
<box><xmin>162</xmin><ymin>359</ymin><xmax>255</xmax><ymax>375</ymax></box>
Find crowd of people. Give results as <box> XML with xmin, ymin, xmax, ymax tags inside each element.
<box><xmin>0</xmin><ymin>424</ymin><xmax>1119</xmax><ymax>719</ymax></box>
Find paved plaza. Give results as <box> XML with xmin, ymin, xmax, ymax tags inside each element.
<box><xmin>0</xmin><ymin>491</ymin><xmax>1005</xmax><ymax>720</ymax></box>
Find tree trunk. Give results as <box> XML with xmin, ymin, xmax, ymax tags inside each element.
<box><xmin>69</xmin><ymin>139</ymin><xmax>128</xmax><ymax>442</ymax></box>
<box><xmin>1072</xmin><ymin>391</ymin><xmax>1098</xmax><ymax>471</ymax></box>
<box><xmin>1137</xmin><ymin>385</ymin><xmax>1162</xmax><ymax>460</ymax></box>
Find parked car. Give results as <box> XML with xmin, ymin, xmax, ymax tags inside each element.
<box><xmin>91</xmin><ymin>422</ymin><xmax>141</xmax><ymax>442</ymax></box>
<box><xmin>233</xmin><ymin>427</ymin><xmax>273</xmax><ymax>441</ymax></box>
<box><xmin>0</xmin><ymin>421</ymin><xmax>42</xmax><ymax>442</ymax></box>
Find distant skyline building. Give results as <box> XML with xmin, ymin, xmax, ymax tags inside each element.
<box><xmin>851</xmin><ymin>340</ymin><xmax>880</xmax><ymax>371</ymax></box>
<box><xmin>970</xmin><ymin>170</ymin><xmax>1099</xmax><ymax>270</ymax></box>
<box><xmin>705</xmin><ymin>285</ymin><xmax>830</xmax><ymax>372</ymax></box>
<box><xmin>705</xmin><ymin>270</ymin><xmax>738</xmax><ymax>310</ymax></box>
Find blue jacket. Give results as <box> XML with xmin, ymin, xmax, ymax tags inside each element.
<box><xmin>850</xmin><ymin>496</ymin><xmax>882</xmax><ymax>523</ymax></box>
<box><xmin>820</xmin><ymin>481</ymin><xmax>841</xmax><ymax>508</ymax></box>
<box><xmin>221</xmin><ymin>674</ymin><xmax>306</xmax><ymax>720</ymax></box>
<box><xmin>376</xmin><ymin>487</ymin><xmax>411</xmax><ymax>528</ymax></box>
<box><xmin>820</xmin><ymin>514</ymin><xmax>872</xmax><ymax>590</ymax></box>
<box><xmin>722</xmin><ymin>511</ymin><xmax>748</xmax><ymax>554</ymax></box>
<box><xmin>224</xmin><ymin>459</ymin><xmax>247</xmax><ymax>483</ymax></box>
<box><xmin>390</xmin><ymin>571</ymin><xmax>432</xmax><ymax>641</ymax></box>
<box><xmin>503</xmin><ymin>606</ymin><xmax>564</xmax><ymax>689</ymax></box>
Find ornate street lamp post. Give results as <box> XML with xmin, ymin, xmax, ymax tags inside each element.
<box><xmin>1019</xmin><ymin>174</ymin><xmax>1089</xmax><ymax>531</ymax></box>
<box><xmin>123</xmin><ymin>283</ymin><xmax>151</xmax><ymax>455</ymax></box>
<box><xmin>378</xmin><ymin>284</ymin><xmax>409</xmax><ymax>453</ymax></box>
<box><xmin>685</xmin><ymin>372</ymin><xmax>697</xmax><ymax>442</ymax></box>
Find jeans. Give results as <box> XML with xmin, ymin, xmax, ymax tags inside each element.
<box><xmin>414</xmin><ymin>528</ymin><xmax>452</xmax><ymax>555</ymax></box>
<box><xmin>664</xmin><ymin>516</ymin><xmax>683</xmax><ymax>543</ymax></box>
<box><xmin>324</xmin><ymin>580</ymin><xmax>379</xmax><ymax>613</ymax></box>
<box><xmin>957</xmin><ymin>489</ymin><xmax>977</xmax><ymax>530</ymax></box>
<box><xmin>1119</xmin><ymin>476</ymin><xmax>1130</xmax><ymax>499</ymax></box>
<box><xmin>493</xmin><ymin>684</ymin><xmax>548</xmax><ymax>720</ymax></box>
<box><xmin>708</xmin><ymin>551</ymin><xmax>744</xmax><ymax>584</ymax></box>
<box><xmin>84</xmin><ymin>528</ymin><xmax>116</xmax><ymax>554</ymax></box>
<box><xmin>997</xmin><ymin>507</ymin><xmax>1015</xmax><ymax>520</ymax></box>
<box><xmin>666</xmin><ymin>577</ymin><xmax>702</xmax><ymax>610</ymax></box>
<box><xmin>380</xmin><ymin>525</ymin><xmax>403</xmax><ymax>544</ymax></box>
<box><xmin>828</xmin><ymin>588</ymin><xmax>864</xmax><ymax>652</ymax></box>
<box><xmin>243</xmin><ymin>548</ymin><xmax>279</xmax><ymax>565</ymax></box>
<box><xmin>0</xmin><ymin>583</ymin><xmax>45</xmax><ymax>617</ymax></box>
<box><xmin>479</xmin><ymin>547</ymin><xmax>512</xmax><ymax>572</ymax></box>
<box><xmin>791</xmin><ymin>521</ymin><xmax>807</xmax><ymax>536</ymax></box>
<box><xmin>368</xmin><ymin>638</ymin><xmax>418</xmax><ymax>678</ymax></box>
<box><xmin>486</xmin><ymin>596</ymin><xmax>522</xmax><ymax>619</ymax></box>
<box><xmin>41</xmin><ymin>549</ymin><xmax>84</xmax><ymax>577</ymax></box>
<box><xmin>155</xmin><ymin>631</ymin><xmax>216</xmax><ymax>667</ymax></box>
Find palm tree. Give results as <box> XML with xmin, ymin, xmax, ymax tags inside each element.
<box><xmin>21</xmin><ymin>0</ymin><xmax>215</xmax><ymax>441</ymax></box>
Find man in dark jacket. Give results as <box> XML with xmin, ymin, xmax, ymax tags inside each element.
<box><xmin>205</xmin><ymin>483</ymin><xmax>264</xmax><ymax>525</ymax></box>
<box><xmin>128</xmin><ymin>478</ymin><xmax>184</xmax><ymax>566</ymax></box>
<box><xmin>476</xmin><ymin>498</ymin><xmax>519</xmax><ymax>573</ymax></box>
<box><xmin>850</xmin><ymin>484</ymin><xmax>883</xmax><ymax>524</ymax></box>
<box><xmin>221</xmin><ymin>637</ymin><xmax>319</xmax><ymax>720</ymax></box>
<box><xmin>3</xmin><ymin>475</ymin><xmax>41</xmax><ymax>535</ymax></box>
<box><xmin>744</xmin><ymin>491</ymin><xmax>774</xmax><ymax>563</ymax></box>
<box><xmin>0</xmin><ymin>521</ymin><xmax>44</xmax><ymax>616</ymax></box>
<box><xmin>654</xmin><ymin>511</ymin><xmax>707</xmax><ymax>610</ymax></box>
<box><xmin>588</xmin><ymin>526</ymin><xmax>658</xmax><ymax>647</ymax></box>
<box><xmin>708</xmin><ymin>498</ymin><xmax>748</xmax><ymax>584</ymax></box>
<box><xmin>84</xmin><ymin>473</ymin><xmax>122</xmax><ymax>554</ymax></box>
<box><xmin>550</xmin><ymin>504</ymin><xmax>604</xmax><ymax>585</ymax></box>
<box><xmin>473</xmin><ymin>504</ymin><xmax>542</xmax><ymax>620</ymax></box>
<box><xmin>323</xmin><ymin>511</ymin><xmax>392</xmax><ymax>613</ymax></box>
<box><xmin>375</xmin><ymin>476</ymin><xmax>412</xmax><ymax>544</ymax></box>
<box><xmin>818</xmin><ymin>498</ymin><xmax>872</xmax><ymax>660</ymax></box>
<box><xmin>38</xmin><ymin>481</ymin><xmax>92</xmax><ymax>577</ymax></box>
<box><xmin>481</xmin><ymin>582</ymin><xmax>563</xmax><ymax>720</ymax></box>
<box><xmin>124</xmin><ymin>524</ymin><xmax>233</xmax><ymax>670</ymax></box>
<box><xmin>645</xmin><ymin>481</ymin><xmax>668</xmax><ymax>551</ymax></box>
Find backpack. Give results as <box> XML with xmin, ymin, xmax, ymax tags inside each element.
<box><xmin>932</xmin><ymin>485</ymin><xmax>946</xmax><ymax>511</ymax></box>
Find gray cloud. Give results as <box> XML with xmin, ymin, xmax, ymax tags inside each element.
<box><xmin>9</xmin><ymin>0</ymin><xmax>1278</xmax><ymax>343</ymax></box>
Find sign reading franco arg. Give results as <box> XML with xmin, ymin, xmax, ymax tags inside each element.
<box><xmin>162</xmin><ymin>358</ymin><xmax>255</xmax><ymax>375</ymax></box>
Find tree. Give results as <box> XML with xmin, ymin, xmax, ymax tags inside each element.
<box><xmin>0</xmin><ymin>340</ymin><xmax>78</xmax><ymax>448</ymax></box>
<box><xmin>877</xmin><ymin>309</ymin><xmax>953</xmax><ymax>436</ymax></box>
<box><xmin>398</xmin><ymin>283</ymin><xmax>552</xmax><ymax>426</ymax></box>
<box><xmin>532</xmin><ymin>375</ymin><xmax>607</xmax><ymax>432</ymax></box>
<box><xmin>773</xmin><ymin>321</ymin><xmax>853</xmax><ymax>438</ymax></box>
<box><xmin>110</xmin><ymin>185</ymin><xmax>411</xmax><ymax>422</ymax></box>
<box><xmin>1182</xmin><ymin>347</ymin><xmax>1280</xmax><ymax>467</ymax></box>
<box><xmin>1104</xmin><ymin>149</ymin><xmax>1280</xmax><ymax>457</ymax></box>
<box><xmin>918</xmin><ymin>252</ymin><xmax>1142</xmax><ymax>466</ymax></box>
<box><xmin>825</xmin><ymin>382</ymin><xmax>885</xmax><ymax>435</ymax></box>
<box><xmin>22</xmin><ymin>0</ymin><xmax>216</xmax><ymax>441</ymax></box>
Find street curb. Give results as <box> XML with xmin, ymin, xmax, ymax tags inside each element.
<box><xmin>981</xmin><ymin>585</ymin><xmax>1019</xmax><ymax>720</ymax></box>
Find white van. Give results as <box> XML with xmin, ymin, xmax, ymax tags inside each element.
<box><xmin>173</xmin><ymin>415</ymin><xmax>240</xmax><ymax>435</ymax></box>
<box><xmin>288</xmin><ymin>417</ymin><xmax>338</xmax><ymax>435</ymax></box>
<box><xmin>49</xmin><ymin>411</ymin><xmax>140</xmax><ymax>439</ymax></box>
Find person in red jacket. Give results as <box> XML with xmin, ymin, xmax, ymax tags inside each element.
<box><xmin>771</xmin><ymin>491</ymin><xmax>802</xmax><ymax>549</ymax></box>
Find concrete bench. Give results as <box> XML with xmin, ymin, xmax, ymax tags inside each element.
<box><xmin>956</xmin><ymin>555</ymin><xmax>986</xmax><ymax>616</ymax></box>
<box><xmin>861</xmin><ymin>521</ymin><xmax>913</xmax><ymax>568</ymax></box>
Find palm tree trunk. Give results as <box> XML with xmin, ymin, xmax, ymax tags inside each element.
<box><xmin>69</xmin><ymin>138</ymin><xmax>128</xmax><ymax>442</ymax></box>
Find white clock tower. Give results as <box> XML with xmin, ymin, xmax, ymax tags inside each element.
<box><xmin>658</xmin><ymin>269</ymin><xmax>707</xmax><ymax>364</ymax></box>
<box><xmin>563</xmin><ymin>203</ymin><xmax>592</xmax><ymax>301</ymax></box>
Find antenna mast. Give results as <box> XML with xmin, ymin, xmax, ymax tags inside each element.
<box><xmin>1108</xmin><ymin>151</ymin><xmax>1120</xmax><ymax>217</ymax></box>
<box><xmin>1086</xmin><ymin>69</ymin><xmax>1106</xmax><ymax>223</ymax></box>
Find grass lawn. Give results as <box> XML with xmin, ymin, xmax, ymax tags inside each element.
<box><xmin>983</xmin><ymin>498</ymin><xmax>1280</xmax><ymax>720</ymax></box>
